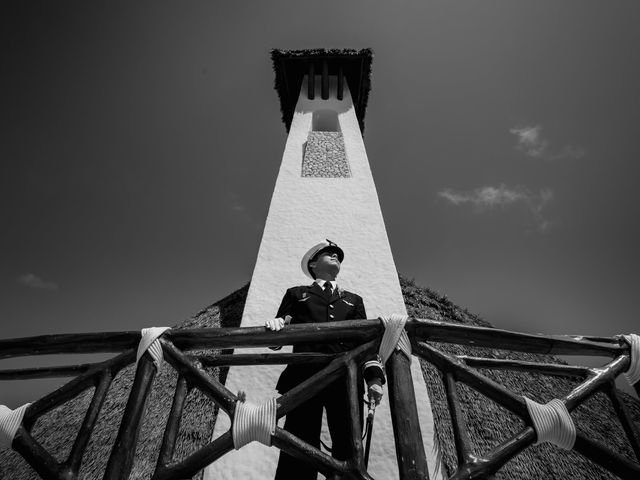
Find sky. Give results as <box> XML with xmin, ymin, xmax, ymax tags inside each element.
<box><xmin>2</xmin><ymin>1</ymin><xmax>640</xmax><ymax>406</ymax></box>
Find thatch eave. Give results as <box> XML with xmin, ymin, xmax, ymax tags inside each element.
<box><xmin>270</xmin><ymin>48</ymin><xmax>373</xmax><ymax>133</ymax></box>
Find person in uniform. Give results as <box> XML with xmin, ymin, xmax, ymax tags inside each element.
<box><xmin>265</xmin><ymin>240</ymin><xmax>384</xmax><ymax>479</ymax></box>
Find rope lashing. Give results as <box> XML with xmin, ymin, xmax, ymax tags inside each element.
<box><xmin>524</xmin><ymin>397</ymin><xmax>575</xmax><ymax>450</ymax></box>
<box><xmin>0</xmin><ymin>404</ymin><xmax>30</xmax><ymax>450</ymax></box>
<box><xmin>621</xmin><ymin>333</ymin><xmax>640</xmax><ymax>386</ymax></box>
<box><xmin>136</xmin><ymin>327</ymin><xmax>171</xmax><ymax>370</ymax></box>
<box><xmin>232</xmin><ymin>393</ymin><xmax>277</xmax><ymax>449</ymax></box>
<box><xmin>378</xmin><ymin>314</ymin><xmax>412</xmax><ymax>363</ymax></box>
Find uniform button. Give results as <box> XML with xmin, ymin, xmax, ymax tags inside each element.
<box><xmin>329</xmin><ymin>314</ymin><xmax>334</xmax><ymax>319</ymax></box>
<box><xmin>329</xmin><ymin>305</ymin><xmax>334</xmax><ymax>309</ymax></box>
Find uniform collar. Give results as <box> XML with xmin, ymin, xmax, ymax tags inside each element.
<box><xmin>314</xmin><ymin>279</ymin><xmax>337</xmax><ymax>290</ymax></box>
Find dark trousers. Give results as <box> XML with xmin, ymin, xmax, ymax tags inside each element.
<box><xmin>274</xmin><ymin>378</ymin><xmax>364</xmax><ymax>480</ymax></box>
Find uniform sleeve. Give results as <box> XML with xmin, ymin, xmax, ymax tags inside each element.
<box><xmin>269</xmin><ymin>289</ymin><xmax>293</xmax><ymax>351</ymax></box>
<box><xmin>356</xmin><ymin>296</ymin><xmax>386</xmax><ymax>385</ymax></box>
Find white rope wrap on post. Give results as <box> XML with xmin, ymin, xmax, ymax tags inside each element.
<box><xmin>621</xmin><ymin>333</ymin><xmax>640</xmax><ymax>386</ymax></box>
<box><xmin>0</xmin><ymin>404</ymin><xmax>30</xmax><ymax>450</ymax></box>
<box><xmin>136</xmin><ymin>327</ymin><xmax>171</xmax><ymax>370</ymax></box>
<box><xmin>379</xmin><ymin>314</ymin><xmax>412</xmax><ymax>363</ymax></box>
<box><xmin>232</xmin><ymin>395</ymin><xmax>277</xmax><ymax>449</ymax></box>
<box><xmin>524</xmin><ymin>397</ymin><xmax>575</xmax><ymax>450</ymax></box>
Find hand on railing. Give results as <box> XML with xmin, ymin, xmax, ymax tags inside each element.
<box><xmin>265</xmin><ymin>315</ymin><xmax>292</xmax><ymax>350</ymax></box>
<box><xmin>367</xmin><ymin>378</ymin><xmax>383</xmax><ymax>406</ymax></box>
<box><xmin>264</xmin><ymin>315</ymin><xmax>292</xmax><ymax>332</ymax></box>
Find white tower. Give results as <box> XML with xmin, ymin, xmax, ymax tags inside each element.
<box><xmin>205</xmin><ymin>49</ymin><xmax>442</xmax><ymax>480</ymax></box>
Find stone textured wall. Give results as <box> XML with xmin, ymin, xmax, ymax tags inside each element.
<box><xmin>302</xmin><ymin>131</ymin><xmax>351</xmax><ymax>177</ymax></box>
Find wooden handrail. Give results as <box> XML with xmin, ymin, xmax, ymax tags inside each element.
<box><xmin>0</xmin><ymin>317</ymin><xmax>627</xmax><ymax>361</ymax></box>
<box><xmin>0</xmin><ymin>317</ymin><xmax>638</xmax><ymax>480</ymax></box>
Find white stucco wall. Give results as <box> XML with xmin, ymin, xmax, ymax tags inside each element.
<box><xmin>205</xmin><ymin>77</ymin><xmax>443</xmax><ymax>480</ymax></box>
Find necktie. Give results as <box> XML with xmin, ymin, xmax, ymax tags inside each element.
<box><xmin>323</xmin><ymin>282</ymin><xmax>332</xmax><ymax>299</ymax></box>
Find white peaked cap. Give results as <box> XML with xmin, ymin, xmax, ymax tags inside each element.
<box><xmin>300</xmin><ymin>240</ymin><xmax>344</xmax><ymax>279</ymax></box>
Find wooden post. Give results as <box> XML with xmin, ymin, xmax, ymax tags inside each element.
<box><xmin>308</xmin><ymin>62</ymin><xmax>315</xmax><ymax>99</ymax></box>
<box><xmin>66</xmin><ymin>371</ymin><xmax>113</xmax><ymax>476</ymax></box>
<box><xmin>321</xmin><ymin>59</ymin><xmax>329</xmax><ymax>100</ymax></box>
<box><xmin>386</xmin><ymin>350</ymin><xmax>429</xmax><ymax>480</ymax></box>
<box><xmin>103</xmin><ymin>354</ymin><xmax>157</xmax><ymax>480</ymax></box>
<box><xmin>345</xmin><ymin>360</ymin><xmax>365</xmax><ymax>471</ymax></box>
<box><xmin>12</xmin><ymin>427</ymin><xmax>64</xmax><ymax>480</ymax></box>
<box><xmin>606</xmin><ymin>382</ymin><xmax>640</xmax><ymax>462</ymax></box>
<box><xmin>443</xmin><ymin>372</ymin><xmax>472</xmax><ymax>468</ymax></box>
<box><xmin>156</xmin><ymin>375</ymin><xmax>189</xmax><ymax>470</ymax></box>
<box><xmin>153</xmin><ymin>432</ymin><xmax>235</xmax><ymax>480</ymax></box>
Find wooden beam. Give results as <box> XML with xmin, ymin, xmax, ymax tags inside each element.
<box><xmin>345</xmin><ymin>360</ymin><xmax>365</xmax><ymax>472</ymax></box>
<box><xmin>308</xmin><ymin>61</ymin><xmax>315</xmax><ymax>99</ymax></box>
<box><xmin>321</xmin><ymin>59</ymin><xmax>329</xmax><ymax>100</ymax></box>
<box><xmin>167</xmin><ymin>320</ymin><xmax>383</xmax><ymax>351</ymax></box>
<box><xmin>386</xmin><ymin>350</ymin><xmax>429</xmax><ymax>480</ymax></box>
<box><xmin>606</xmin><ymin>382</ymin><xmax>640</xmax><ymax>462</ymax></box>
<box><xmin>443</xmin><ymin>372</ymin><xmax>473</xmax><ymax>468</ymax></box>
<box><xmin>65</xmin><ymin>371</ymin><xmax>113</xmax><ymax>476</ymax></box>
<box><xmin>2</xmin><ymin>319</ymin><xmax>626</xmax><ymax>359</ymax></box>
<box><xmin>573</xmin><ymin>433</ymin><xmax>640</xmax><ymax>479</ymax></box>
<box><xmin>0</xmin><ymin>321</ymin><xmax>383</xmax><ymax>358</ymax></box>
<box><xmin>413</xmin><ymin>341</ymin><xmax>528</xmax><ymax>417</ymax></box>
<box><xmin>271</xmin><ymin>428</ymin><xmax>348</xmax><ymax>479</ymax></box>
<box><xmin>457</xmin><ymin>355</ymin><xmax>591</xmax><ymax>378</ymax></box>
<box><xmin>563</xmin><ymin>354</ymin><xmax>628</xmax><ymax>411</ymax></box>
<box><xmin>161</xmin><ymin>339</ymin><xmax>237</xmax><ymax>416</ymax></box>
<box><xmin>103</xmin><ymin>354</ymin><xmax>157</xmax><ymax>480</ymax></box>
<box><xmin>0</xmin><ymin>363</ymin><xmax>95</xmax><ymax>380</ymax></box>
<box><xmin>277</xmin><ymin>341</ymin><xmax>376</xmax><ymax>417</ymax></box>
<box><xmin>0</xmin><ymin>331</ymin><xmax>140</xmax><ymax>359</ymax></box>
<box><xmin>12</xmin><ymin>426</ymin><xmax>65</xmax><ymax>480</ymax></box>
<box><xmin>195</xmin><ymin>352</ymin><xmax>335</xmax><ymax>367</ymax></box>
<box><xmin>23</xmin><ymin>351</ymin><xmax>134</xmax><ymax>428</ymax></box>
<box><xmin>406</xmin><ymin>318</ymin><xmax>625</xmax><ymax>357</ymax></box>
<box><xmin>152</xmin><ymin>431</ymin><xmax>234</xmax><ymax>480</ymax></box>
<box><xmin>156</xmin><ymin>375</ymin><xmax>189</xmax><ymax>470</ymax></box>
<box><xmin>450</xmin><ymin>429</ymin><xmax>535</xmax><ymax>480</ymax></box>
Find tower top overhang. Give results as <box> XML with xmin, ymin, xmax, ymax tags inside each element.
<box><xmin>271</xmin><ymin>48</ymin><xmax>373</xmax><ymax>133</ymax></box>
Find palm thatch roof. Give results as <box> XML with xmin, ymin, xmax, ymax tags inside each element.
<box><xmin>400</xmin><ymin>276</ymin><xmax>640</xmax><ymax>479</ymax></box>
<box><xmin>1</xmin><ymin>278</ymin><xmax>638</xmax><ymax>479</ymax></box>
<box><xmin>271</xmin><ymin>48</ymin><xmax>373</xmax><ymax>133</ymax></box>
<box><xmin>0</xmin><ymin>285</ymin><xmax>248</xmax><ymax>480</ymax></box>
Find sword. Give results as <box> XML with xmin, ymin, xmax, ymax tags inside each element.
<box><xmin>363</xmin><ymin>402</ymin><xmax>376</xmax><ymax>468</ymax></box>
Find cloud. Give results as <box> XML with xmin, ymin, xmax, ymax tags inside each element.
<box><xmin>228</xmin><ymin>192</ymin><xmax>261</xmax><ymax>230</ymax></box>
<box><xmin>510</xmin><ymin>125</ymin><xmax>585</xmax><ymax>161</ymax></box>
<box><xmin>17</xmin><ymin>273</ymin><xmax>58</xmax><ymax>290</ymax></box>
<box><xmin>438</xmin><ymin>184</ymin><xmax>554</xmax><ymax>232</ymax></box>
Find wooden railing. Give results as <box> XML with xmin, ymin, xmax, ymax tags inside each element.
<box><xmin>1</xmin><ymin>319</ymin><xmax>639</xmax><ymax>480</ymax></box>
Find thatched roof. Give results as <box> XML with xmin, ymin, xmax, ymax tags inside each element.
<box><xmin>400</xmin><ymin>276</ymin><xmax>640</xmax><ymax>479</ymax></box>
<box><xmin>0</xmin><ymin>285</ymin><xmax>248</xmax><ymax>480</ymax></box>
<box><xmin>271</xmin><ymin>48</ymin><xmax>373</xmax><ymax>133</ymax></box>
<box><xmin>1</xmin><ymin>278</ymin><xmax>638</xmax><ymax>479</ymax></box>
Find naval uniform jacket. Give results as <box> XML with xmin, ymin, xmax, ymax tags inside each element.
<box><xmin>274</xmin><ymin>283</ymin><xmax>385</xmax><ymax>394</ymax></box>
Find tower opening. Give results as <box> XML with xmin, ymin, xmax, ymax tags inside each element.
<box><xmin>312</xmin><ymin>109</ymin><xmax>340</xmax><ymax>132</ymax></box>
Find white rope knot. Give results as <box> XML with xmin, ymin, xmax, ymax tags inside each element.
<box><xmin>232</xmin><ymin>394</ymin><xmax>277</xmax><ymax>449</ymax></box>
<box><xmin>0</xmin><ymin>404</ymin><xmax>30</xmax><ymax>450</ymax></box>
<box><xmin>524</xmin><ymin>397</ymin><xmax>575</xmax><ymax>450</ymax></box>
<box><xmin>137</xmin><ymin>327</ymin><xmax>171</xmax><ymax>370</ymax></box>
<box><xmin>379</xmin><ymin>314</ymin><xmax>412</xmax><ymax>364</ymax></box>
<box><xmin>621</xmin><ymin>333</ymin><xmax>640</xmax><ymax>386</ymax></box>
